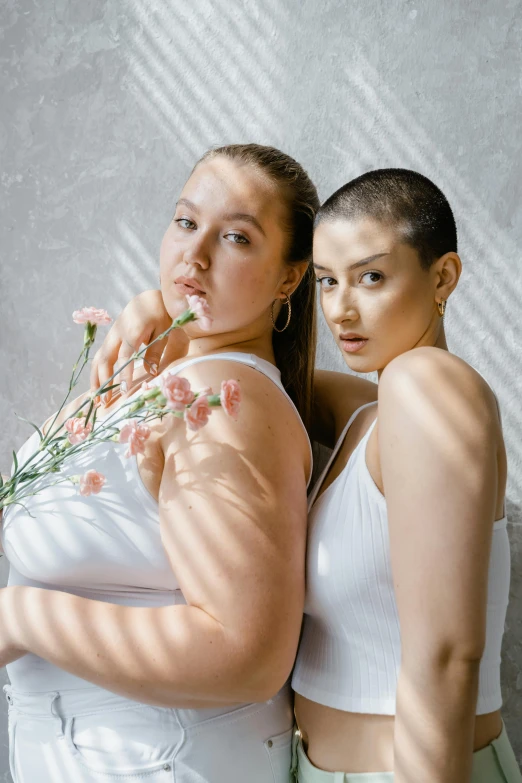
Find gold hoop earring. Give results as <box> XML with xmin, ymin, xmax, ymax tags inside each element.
<box><xmin>271</xmin><ymin>294</ymin><xmax>292</xmax><ymax>333</ymax></box>
<box><xmin>437</xmin><ymin>299</ymin><xmax>447</xmax><ymax>317</ymax></box>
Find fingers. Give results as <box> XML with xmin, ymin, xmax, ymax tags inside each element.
<box><xmin>90</xmin><ymin>326</ymin><xmax>149</xmax><ymax>406</ymax></box>
<box><xmin>90</xmin><ymin>346</ymin><xmax>118</xmax><ymax>405</ymax></box>
<box><xmin>114</xmin><ymin>340</ymin><xmax>139</xmax><ymax>397</ymax></box>
<box><xmin>92</xmin><ymin>346</ymin><xmax>119</xmax><ymax>406</ymax></box>
<box><xmin>143</xmin><ymin>337</ymin><xmax>167</xmax><ymax>378</ymax></box>
<box><xmin>90</xmin><ymin>329</ymin><xmax>137</xmax><ymax>406</ymax></box>
<box><xmin>89</xmin><ymin>350</ymin><xmax>102</xmax><ymax>399</ymax></box>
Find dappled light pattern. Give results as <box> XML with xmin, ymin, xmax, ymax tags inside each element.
<box><xmin>1</xmin><ymin>0</ymin><xmax>521</xmax><ymax>775</ymax></box>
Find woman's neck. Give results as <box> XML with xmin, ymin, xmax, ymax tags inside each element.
<box><xmin>186</xmin><ymin>331</ymin><xmax>277</xmax><ymax>366</ymax></box>
<box><xmin>377</xmin><ymin>324</ymin><xmax>449</xmax><ymax>379</ymax></box>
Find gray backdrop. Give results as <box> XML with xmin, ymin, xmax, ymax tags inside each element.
<box><xmin>1</xmin><ymin>0</ymin><xmax>521</xmax><ymax>777</ymax></box>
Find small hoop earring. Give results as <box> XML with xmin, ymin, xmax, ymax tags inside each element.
<box><xmin>437</xmin><ymin>299</ymin><xmax>447</xmax><ymax>317</ymax></box>
<box><xmin>271</xmin><ymin>294</ymin><xmax>292</xmax><ymax>333</ymax></box>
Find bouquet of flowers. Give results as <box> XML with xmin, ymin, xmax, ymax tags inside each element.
<box><xmin>0</xmin><ymin>295</ymin><xmax>241</xmax><ymax>516</ymax></box>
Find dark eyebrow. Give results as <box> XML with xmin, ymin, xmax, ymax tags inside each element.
<box><xmin>222</xmin><ymin>212</ymin><xmax>266</xmax><ymax>237</ymax></box>
<box><xmin>313</xmin><ymin>253</ymin><xmax>389</xmax><ymax>272</ymax></box>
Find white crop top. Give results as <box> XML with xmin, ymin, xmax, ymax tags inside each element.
<box><xmin>2</xmin><ymin>352</ymin><xmax>312</xmax><ymax>692</ymax></box>
<box><xmin>292</xmin><ymin>402</ymin><xmax>510</xmax><ymax>715</ymax></box>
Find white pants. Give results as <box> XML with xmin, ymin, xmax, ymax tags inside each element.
<box><xmin>4</xmin><ymin>683</ymin><xmax>294</xmax><ymax>783</ymax></box>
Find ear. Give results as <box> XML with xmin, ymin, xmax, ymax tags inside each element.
<box><xmin>279</xmin><ymin>260</ymin><xmax>309</xmax><ymax>298</ymax></box>
<box><xmin>433</xmin><ymin>252</ymin><xmax>462</xmax><ymax>302</ymax></box>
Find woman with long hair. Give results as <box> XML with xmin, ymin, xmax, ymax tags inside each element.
<box><xmin>94</xmin><ymin>167</ymin><xmax>520</xmax><ymax>781</ymax></box>
<box><xmin>0</xmin><ymin>143</ymin><xmax>320</xmax><ymax>783</ymax></box>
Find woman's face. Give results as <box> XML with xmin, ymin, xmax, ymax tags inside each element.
<box><xmin>160</xmin><ymin>156</ymin><xmax>296</xmax><ymax>338</ymax></box>
<box><xmin>313</xmin><ymin>217</ymin><xmax>444</xmax><ymax>374</ymax></box>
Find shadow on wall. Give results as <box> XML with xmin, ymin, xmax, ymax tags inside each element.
<box><xmin>0</xmin><ymin>0</ymin><xmax>520</xmax><ymax>774</ymax></box>
<box><xmin>0</xmin><ymin>555</ymin><xmax>10</xmax><ymax>782</ymax></box>
<box><xmin>325</xmin><ymin>50</ymin><xmax>522</xmax><ymax>503</ymax></box>
<box><xmin>123</xmin><ymin>0</ymin><xmax>289</xmax><ymax>162</ymax></box>
<box><xmin>503</xmin><ymin>500</ymin><xmax>522</xmax><ymax>763</ymax></box>
<box><xmin>118</xmin><ymin>0</ymin><xmax>521</xmax><ymax>504</ymax></box>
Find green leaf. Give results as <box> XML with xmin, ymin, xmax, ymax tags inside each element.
<box><xmin>84</xmin><ymin>400</ymin><xmax>94</xmax><ymax>427</ymax></box>
<box><xmin>15</xmin><ymin>413</ymin><xmax>44</xmax><ymax>442</ymax></box>
<box><xmin>99</xmin><ymin>383</ymin><xmax>120</xmax><ymax>393</ymax></box>
<box><xmin>12</xmin><ymin>450</ymin><xmax>18</xmax><ymax>475</ymax></box>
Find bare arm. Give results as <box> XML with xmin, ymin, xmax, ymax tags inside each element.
<box><xmin>378</xmin><ymin>348</ymin><xmax>501</xmax><ymax>783</ymax></box>
<box><xmin>1</xmin><ymin>362</ymin><xmax>309</xmax><ymax>707</ymax></box>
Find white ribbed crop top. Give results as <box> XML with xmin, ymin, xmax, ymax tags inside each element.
<box><xmin>292</xmin><ymin>402</ymin><xmax>510</xmax><ymax>715</ymax></box>
<box><xmin>2</xmin><ymin>352</ymin><xmax>312</xmax><ymax>692</ymax></box>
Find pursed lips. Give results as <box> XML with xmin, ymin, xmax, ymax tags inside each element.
<box><xmin>174</xmin><ymin>276</ymin><xmax>206</xmax><ymax>295</ymax></box>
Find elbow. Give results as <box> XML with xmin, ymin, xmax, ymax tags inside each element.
<box><xmin>403</xmin><ymin>636</ymin><xmax>486</xmax><ymax>680</ymax></box>
<box><xmin>248</xmin><ymin>665</ymin><xmax>293</xmax><ymax>703</ymax></box>
<box><xmin>230</xmin><ymin>637</ymin><xmax>298</xmax><ymax>703</ymax></box>
<box><xmin>234</xmin><ymin>654</ymin><xmax>295</xmax><ymax>703</ymax></box>
<box><xmin>434</xmin><ymin>636</ymin><xmax>486</xmax><ymax>669</ymax></box>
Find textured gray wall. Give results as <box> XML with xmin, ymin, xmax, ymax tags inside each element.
<box><xmin>1</xmin><ymin>0</ymin><xmax>521</xmax><ymax>777</ymax></box>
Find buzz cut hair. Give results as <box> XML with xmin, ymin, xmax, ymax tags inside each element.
<box><xmin>316</xmin><ymin>168</ymin><xmax>457</xmax><ymax>270</ymax></box>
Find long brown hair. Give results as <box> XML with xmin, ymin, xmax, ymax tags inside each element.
<box><xmin>197</xmin><ymin>144</ymin><xmax>320</xmax><ymax>430</ymax></box>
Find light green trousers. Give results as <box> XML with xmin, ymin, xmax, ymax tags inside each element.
<box><xmin>293</xmin><ymin>724</ymin><xmax>522</xmax><ymax>783</ymax></box>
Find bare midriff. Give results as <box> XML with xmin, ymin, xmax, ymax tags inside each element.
<box><xmin>294</xmin><ymin>693</ymin><xmax>503</xmax><ymax>774</ymax></box>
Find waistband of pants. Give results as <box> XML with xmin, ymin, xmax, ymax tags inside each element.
<box><xmin>293</xmin><ymin>723</ymin><xmax>519</xmax><ymax>783</ymax></box>
<box><xmin>294</xmin><ymin>735</ymin><xmax>392</xmax><ymax>783</ymax></box>
<box><xmin>3</xmin><ymin>681</ymin><xmax>290</xmax><ymax>727</ymax></box>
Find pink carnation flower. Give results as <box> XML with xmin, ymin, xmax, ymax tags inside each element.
<box><xmin>220</xmin><ymin>380</ymin><xmax>241</xmax><ymax>420</ymax></box>
<box><xmin>186</xmin><ymin>295</ymin><xmax>213</xmax><ymax>331</ymax></box>
<box><xmin>79</xmin><ymin>470</ymin><xmax>106</xmax><ymax>496</ymax></box>
<box><xmin>161</xmin><ymin>373</ymin><xmax>194</xmax><ymax>411</ymax></box>
<box><xmin>72</xmin><ymin>307</ymin><xmax>112</xmax><ymax>326</ymax></box>
<box><xmin>65</xmin><ymin>417</ymin><xmax>93</xmax><ymax>444</ymax></box>
<box><xmin>184</xmin><ymin>395</ymin><xmax>211</xmax><ymax>431</ymax></box>
<box><xmin>119</xmin><ymin>420</ymin><xmax>151</xmax><ymax>457</ymax></box>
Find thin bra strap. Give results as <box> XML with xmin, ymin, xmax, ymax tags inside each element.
<box><xmin>308</xmin><ymin>401</ymin><xmax>377</xmax><ymax>508</ymax></box>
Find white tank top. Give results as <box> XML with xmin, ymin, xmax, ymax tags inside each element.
<box><xmin>292</xmin><ymin>402</ymin><xmax>510</xmax><ymax>715</ymax></box>
<box><xmin>2</xmin><ymin>352</ymin><xmax>312</xmax><ymax>692</ymax></box>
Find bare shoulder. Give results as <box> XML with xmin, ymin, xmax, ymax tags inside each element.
<box><xmin>162</xmin><ymin>358</ymin><xmax>311</xmax><ymax>472</ymax></box>
<box><xmin>379</xmin><ymin>347</ymin><xmax>500</xmax><ymax>430</ymax></box>
<box><xmin>180</xmin><ymin>358</ymin><xmax>307</xmax><ymax>422</ymax></box>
